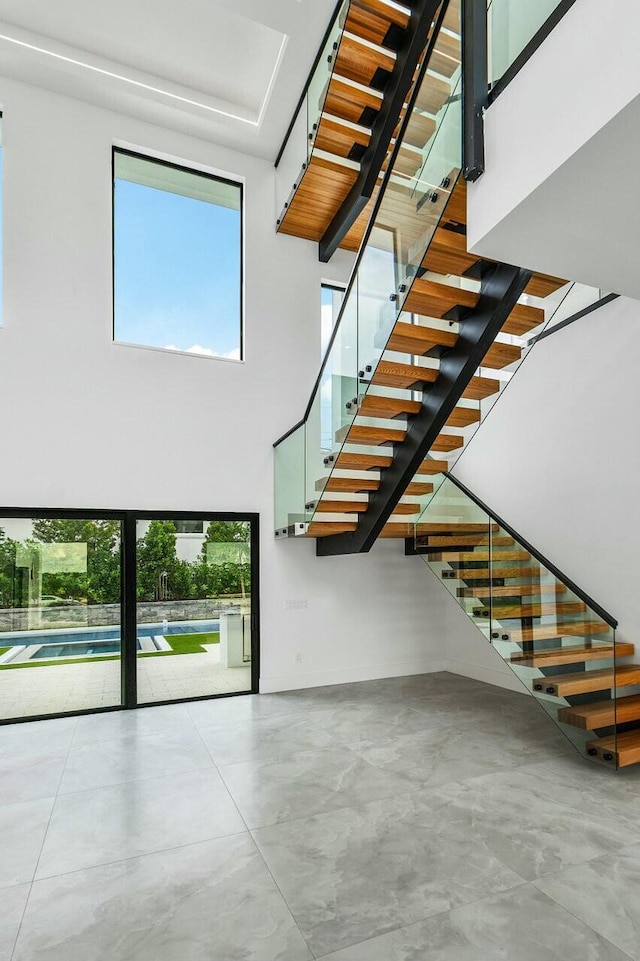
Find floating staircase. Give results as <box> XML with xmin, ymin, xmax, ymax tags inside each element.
<box><xmin>273</xmin><ymin>0</ymin><xmax>632</xmax><ymax>768</ymax></box>
<box><xmin>276</xmin><ymin>0</ymin><xmax>463</xmax><ymax>259</ymax></box>
<box><xmin>412</xmin><ymin>473</ymin><xmax>636</xmax><ymax>769</ymax></box>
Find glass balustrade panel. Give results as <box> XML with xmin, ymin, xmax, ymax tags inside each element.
<box><xmin>489</xmin><ymin>0</ymin><xmax>567</xmax><ymax>86</ymax></box>
<box><xmin>274</xmin><ymin>425</ymin><xmax>306</xmax><ymax>532</ymax></box>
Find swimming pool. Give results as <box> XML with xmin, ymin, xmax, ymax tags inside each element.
<box><xmin>0</xmin><ymin>619</ymin><xmax>222</xmax><ymax>663</ymax></box>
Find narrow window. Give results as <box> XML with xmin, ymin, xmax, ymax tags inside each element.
<box><xmin>0</xmin><ymin>115</ymin><xmax>4</xmax><ymax>325</ymax></box>
<box><xmin>321</xmin><ymin>282</ymin><xmax>345</xmax><ymax>358</ymax></box>
<box><xmin>113</xmin><ymin>149</ymin><xmax>243</xmax><ymax>360</ymax></box>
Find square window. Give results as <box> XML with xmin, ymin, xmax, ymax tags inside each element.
<box><xmin>113</xmin><ymin>149</ymin><xmax>243</xmax><ymax>360</ymax></box>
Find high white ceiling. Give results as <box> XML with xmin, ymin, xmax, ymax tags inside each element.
<box><xmin>0</xmin><ymin>0</ymin><xmax>337</xmax><ymax>159</ymax></box>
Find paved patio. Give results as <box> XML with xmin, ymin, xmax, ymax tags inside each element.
<box><xmin>0</xmin><ymin>646</ymin><xmax>251</xmax><ymax>719</ymax></box>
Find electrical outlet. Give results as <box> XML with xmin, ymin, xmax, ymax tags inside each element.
<box><xmin>442</xmin><ymin>570</ymin><xmax>456</xmax><ymax>580</ymax></box>
<box><xmin>295</xmin><ymin>652</ymin><xmax>302</xmax><ymax>663</ymax></box>
<box><xmin>285</xmin><ymin>599</ymin><xmax>308</xmax><ymax>610</ymax></box>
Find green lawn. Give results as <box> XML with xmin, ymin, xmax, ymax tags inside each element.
<box><xmin>0</xmin><ymin>632</ymin><xmax>220</xmax><ymax>669</ymax></box>
<box><xmin>139</xmin><ymin>632</ymin><xmax>219</xmax><ymax>657</ymax></box>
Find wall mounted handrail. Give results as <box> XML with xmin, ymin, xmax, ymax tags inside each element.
<box><xmin>433</xmin><ymin>471</ymin><xmax>618</xmax><ymax>629</ymax></box>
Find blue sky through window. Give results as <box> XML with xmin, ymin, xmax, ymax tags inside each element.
<box><xmin>114</xmin><ymin>169</ymin><xmax>241</xmax><ymax>359</ymax></box>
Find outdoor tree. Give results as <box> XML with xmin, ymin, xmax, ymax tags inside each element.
<box><xmin>136</xmin><ymin>520</ymin><xmax>192</xmax><ymax>601</ymax></box>
<box><xmin>31</xmin><ymin>518</ymin><xmax>121</xmax><ymax>604</ymax></box>
<box><xmin>0</xmin><ymin>528</ymin><xmax>18</xmax><ymax>609</ymax></box>
<box><xmin>200</xmin><ymin>521</ymin><xmax>251</xmax><ymax>598</ymax></box>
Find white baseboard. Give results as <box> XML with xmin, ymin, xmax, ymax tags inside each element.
<box><xmin>259</xmin><ymin>658</ymin><xmax>448</xmax><ymax>694</ymax></box>
<box><xmin>445</xmin><ymin>658</ymin><xmax>528</xmax><ymax>694</ymax></box>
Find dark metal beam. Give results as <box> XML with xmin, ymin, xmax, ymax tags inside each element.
<box><xmin>316</xmin><ymin>263</ymin><xmax>532</xmax><ymax>556</ymax></box>
<box><xmin>462</xmin><ymin>0</ymin><xmax>487</xmax><ymax>182</ymax></box>
<box><xmin>319</xmin><ymin>0</ymin><xmax>443</xmax><ymax>262</ymax></box>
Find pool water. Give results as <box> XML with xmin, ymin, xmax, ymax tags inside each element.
<box><xmin>0</xmin><ymin>619</ymin><xmax>223</xmax><ymax>663</ymax></box>
<box><xmin>31</xmin><ymin>640</ymin><xmax>126</xmax><ymax>658</ymax></box>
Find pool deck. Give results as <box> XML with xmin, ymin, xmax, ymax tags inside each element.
<box><xmin>0</xmin><ymin>646</ymin><xmax>252</xmax><ymax>720</ymax></box>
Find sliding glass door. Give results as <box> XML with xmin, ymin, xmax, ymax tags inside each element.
<box><xmin>135</xmin><ymin>517</ymin><xmax>254</xmax><ymax>704</ymax></box>
<box><xmin>0</xmin><ymin>514</ymin><xmax>122</xmax><ymax>721</ymax></box>
<box><xmin>0</xmin><ymin>511</ymin><xmax>259</xmax><ymax>723</ymax></box>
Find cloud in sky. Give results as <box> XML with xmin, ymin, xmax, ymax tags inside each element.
<box><xmin>164</xmin><ymin>344</ymin><xmax>241</xmax><ymax>360</ymax></box>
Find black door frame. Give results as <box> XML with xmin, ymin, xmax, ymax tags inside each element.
<box><xmin>0</xmin><ymin>507</ymin><xmax>260</xmax><ymax>725</ymax></box>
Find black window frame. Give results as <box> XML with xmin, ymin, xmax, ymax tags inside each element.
<box><xmin>0</xmin><ymin>507</ymin><xmax>260</xmax><ymax>725</ymax></box>
<box><xmin>111</xmin><ymin>146</ymin><xmax>245</xmax><ymax>362</ymax></box>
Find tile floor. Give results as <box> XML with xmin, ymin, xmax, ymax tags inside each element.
<box><xmin>0</xmin><ymin>648</ymin><xmax>251</xmax><ymax>720</ymax></box>
<box><xmin>1</xmin><ymin>672</ymin><xmax>640</xmax><ymax>960</ymax></box>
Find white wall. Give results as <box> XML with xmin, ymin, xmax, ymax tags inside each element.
<box><xmin>0</xmin><ymin>77</ymin><xmax>448</xmax><ymax>692</ymax></box>
<box><xmin>468</xmin><ymin>0</ymin><xmax>640</xmax><ymax>298</ymax></box>
<box><xmin>450</xmin><ymin>296</ymin><xmax>640</xmax><ymax>678</ymax></box>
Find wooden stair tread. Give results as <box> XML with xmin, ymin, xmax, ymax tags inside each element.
<box><xmin>325</xmin><ymin>76</ymin><xmax>383</xmax><ymax>125</ymax></box>
<box><xmin>405</xmin><ymin>481</ymin><xmax>434</xmax><ymax>496</ymax></box>
<box><xmin>315</xmin><ymin>115</ymin><xmax>370</xmax><ymax>158</ymax></box>
<box><xmin>307</xmin><ymin>521</ymin><xmax>357</xmax><ymax>536</ymax></box>
<box><xmin>379</xmin><ymin>522</ymin><xmax>416</xmax><ymax>538</ymax></box>
<box><xmin>335</xmin><ymin>34</ymin><xmax>396</xmax><ymax>89</ymax></box>
<box><xmin>430</xmin><ymin>434</ymin><xmax>464</xmax><ymax>452</ymax></box>
<box><xmin>502</xmin><ymin>303</ymin><xmax>545</xmax><ymax>337</ymax></box>
<box><xmin>459</xmin><ymin>584</ymin><xmax>567</xmax><ymax>598</ymax></box>
<box><xmin>416</xmin><ymin>458</ymin><xmax>448</xmax><ymax>474</ymax></box>
<box><xmin>386</xmin><ymin>320</ymin><xmax>458</xmax><ymax>356</ymax></box>
<box><xmin>532</xmin><ymin>664</ymin><xmax>640</xmax><ymax>697</ymax></box>
<box><xmin>525</xmin><ymin>273</ymin><xmax>567</xmax><ymax>299</ymax></box>
<box><xmin>425</xmin><ymin>534</ymin><xmax>512</xmax><ymax>548</ymax></box>
<box><xmin>319</xmin><ymin>477</ymin><xmax>380</xmax><ymax>494</ymax></box>
<box><xmin>420</xmin><ymin>523</ymin><xmax>499</xmax><ymax>534</ymax></box>
<box><xmin>559</xmin><ymin>695</ymin><xmax>640</xmax><ymax>730</ymax></box>
<box><xmin>278</xmin><ymin>155</ymin><xmax>358</xmax><ymax>241</ymax></box>
<box><xmin>457</xmin><ymin>566</ymin><xmax>541</xmax><ymax>580</ymax></box>
<box><xmin>462</xmin><ymin>375</ymin><xmax>500</xmax><ymax>400</ymax></box>
<box><xmin>585</xmin><ymin>729</ymin><xmax>640</xmax><ymax>767</ymax></box>
<box><xmin>354</xmin><ymin>0</ymin><xmax>411</xmax><ymax>30</ymax></box>
<box><xmin>491</xmin><ymin>601</ymin><xmax>586</xmax><ymax>619</ymax></box>
<box><xmin>445</xmin><ymin>407</ymin><xmax>481</xmax><ymax>429</ymax></box>
<box><xmin>372</xmin><ymin>360</ymin><xmax>439</xmax><ymax>389</ymax></box>
<box><xmin>339</xmin><ymin>424</ymin><xmax>406</xmax><ymax>446</ymax></box>
<box><xmin>404</xmin><ymin>113</ymin><xmax>437</xmax><ymax>151</ymax></box>
<box><xmin>512</xmin><ymin>621</ymin><xmax>611</xmax><ymax>643</ymax></box>
<box><xmin>414</xmin><ymin>73</ymin><xmax>453</xmax><ymax>116</ymax></box>
<box><xmin>357</xmin><ymin>394</ymin><xmax>421</xmax><ymax>419</ymax></box>
<box><xmin>346</xmin><ymin>3</ymin><xmax>408</xmax><ymax>48</ymax></box>
<box><xmin>481</xmin><ymin>341</ymin><xmax>521</xmax><ymax>370</ymax></box>
<box><xmin>511</xmin><ymin>642</ymin><xmax>632</xmax><ymax>668</ymax></box>
<box><xmin>405</xmin><ymin>278</ymin><xmax>479</xmax><ymax>318</ymax></box>
<box><xmin>434</xmin><ymin>550</ymin><xmax>531</xmax><ymax>562</ymax></box>
<box><xmin>314</xmin><ymin>499</ymin><xmax>368</xmax><ymax>513</ymax></box>
<box><xmin>334</xmin><ymin>451</ymin><xmax>392</xmax><ymax>470</ymax></box>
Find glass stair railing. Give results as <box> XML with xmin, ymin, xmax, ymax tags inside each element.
<box><xmin>412</xmin><ymin>473</ymin><xmax>640</xmax><ymax>769</ymax></box>
<box><xmin>275</xmin><ymin>0</ymin><xmax>467</xmax><ymax>538</ymax></box>
<box><xmin>273</xmin><ymin>0</ymin><xmax>603</xmax><ymax>547</ymax></box>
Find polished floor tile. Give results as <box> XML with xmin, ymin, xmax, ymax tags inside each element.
<box><xmin>318</xmin><ymin>883</ymin><xmax>630</xmax><ymax>960</ymax></box>
<box><xmin>0</xmin><ymin>884</ymin><xmax>29</xmax><ymax>961</ymax></box>
<box><xmin>254</xmin><ymin>789</ymin><xmax>523</xmax><ymax>957</ymax></box>
<box><xmin>0</xmin><ymin>751</ymin><xmax>66</xmax><ymax>805</ymax></box>
<box><xmin>535</xmin><ymin>841</ymin><xmax>640</xmax><ymax>959</ymax></box>
<box><xmin>0</xmin><ymin>716</ymin><xmax>76</xmax><ymax>762</ymax></box>
<box><xmin>13</xmin><ymin>835</ymin><xmax>312</xmax><ymax>961</ymax></box>
<box><xmin>197</xmin><ymin>712</ymin><xmax>338</xmax><ymax>765</ymax></box>
<box><xmin>0</xmin><ymin>796</ymin><xmax>54</xmax><ymax>887</ymax></box>
<box><xmin>36</xmin><ymin>767</ymin><xmax>246</xmax><ymax>878</ymax></box>
<box><xmin>59</xmin><ymin>728</ymin><xmax>215</xmax><ymax>794</ymax></box>
<box><xmin>5</xmin><ymin>672</ymin><xmax>640</xmax><ymax>960</ymax></box>
<box><xmin>434</xmin><ymin>774</ymin><xmax>635</xmax><ymax>881</ymax></box>
<box><xmin>72</xmin><ymin>702</ymin><xmax>193</xmax><ymax>746</ymax></box>
<box><xmin>219</xmin><ymin>745</ymin><xmax>420</xmax><ymax>829</ymax></box>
